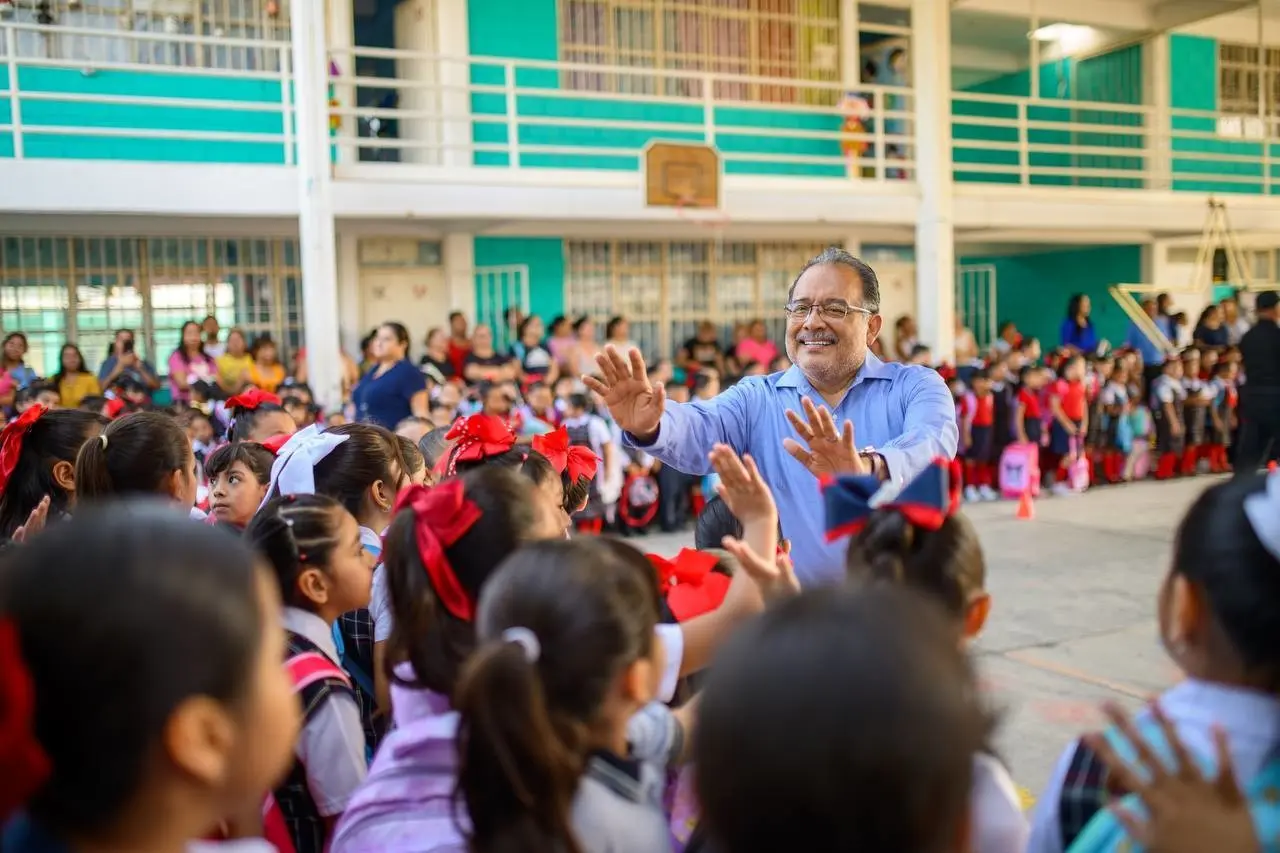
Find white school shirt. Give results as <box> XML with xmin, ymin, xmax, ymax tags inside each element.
<box><xmin>971</xmin><ymin>753</ymin><xmax>1028</xmax><ymax>853</ymax></box>
<box><xmin>1027</xmin><ymin>678</ymin><xmax>1280</xmax><ymax>853</ymax></box>
<box><xmin>1100</xmin><ymin>381</ymin><xmax>1128</xmax><ymax>408</ymax></box>
<box><xmin>283</xmin><ymin>607</ymin><xmax>369</xmax><ymax>816</ymax></box>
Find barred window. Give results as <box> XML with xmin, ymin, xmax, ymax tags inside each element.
<box><xmin>559</xmin><ymin>0</ymin><xmax>841</xmax><ymax>105</ymax></box>
<box><xmin>1218</xmin><ymin>42</ymin><xmax>1280</xmax><ymax>118</ymax></box>
<box><xmin>0</xmin><ymin>236</ymin><xmax>303</xmax><ymax>377</ymax></box>
<box><xmin>3</xmin><ymin>1</ymin><xmax>290</xmax><ymax>71</ymax></box>
<box><xmin>564</xmin><ymin>239</ymin><xmax>827</xmax><ymax>359</ymax></box>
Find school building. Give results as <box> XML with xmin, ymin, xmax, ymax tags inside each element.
<box><xmin>2</xmin><ymin>0</ymin><xmax>1280</xmax><ymax>404</ymax></box>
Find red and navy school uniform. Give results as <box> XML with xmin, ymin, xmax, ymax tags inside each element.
<box><xmin>962</xmin><ymin>391</ymin><xmax>996</xmax><ymax>488</ymax></box>
<box><xmin>1049</xmin><ymin>379</ymin><xmax>1087</xmax><ymax>457</ymax></box>
<box><xmin>1180</xmin><ymin>376</ymin><xmax>1211</xmax><ymax>475</ymax></box>
<box><xmin>1099</xmin><ymin>381</ymin><xmax>1130</xmax><ymax>483</ymax></box>
<box><xmin>1206</xmin><ymin>378</ymin><xmax>1237</xmax><ymax>472</ymax></box>
<box><xmin>991</xmin><ymin>379</ymin><xmax>1016</xmax><ymax>458</ymax></box>
<box><xmin>276</xmin><ymin>611</ymin><xmax>368</xmax><ymax>853</ymax></box>
<box><xmin>1150</xmin><ymin>373</ymin><xmax>1187</xmax><ymax>479</ymax></box>
<box><xmin>1017</xmin><ymin>386</ymin><xmax>1044</xmax><ymax>445</ymax></box>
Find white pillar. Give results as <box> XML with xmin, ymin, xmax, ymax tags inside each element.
<box><xmin>1146</xmin><ymin>34</ymin><xmax>1171</xmax><ymax>191</ymax></box>
<box><xmin>336</xmin><ymin>230</ymin><xmax>361</xmax><ymax>356</ymax></box>
<box><xmin>444</xmin><ymin>233</ymin><xmax>477</xmax><ymax>322</ymax></box>
<box><xmin>436</xmin><ymin>0</ymin><xmax>473</xmax><ymax>169</ymax></box>
<box><xmin>912</xmin><ymin>0</ymin><xmax>956</xmax><ymax>360</ymax></box>
<box><xmin>327</xmin><ymin>0</ymin><xmax>355</xmax><ymax>165</ymax></box>
<box><xmin>293</xmin><ymin>0</ymin><xmax>343</xmax><ymax>412</ymax></box>
<box><xmin>839</xmin><ymin>0</ymin><xmax>860</xmax><ymax>89</ymax></box>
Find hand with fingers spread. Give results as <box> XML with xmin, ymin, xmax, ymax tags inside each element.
<box><xmin>583</xmin><ymin>346</ymin><xmax>667</xmax><ymax>442</ymax></box>
<box><xmin>12</xmin><ymin>495</ymin><xmax>50</xmax><ymax>544</ymax></box>
<box><xmin>709</xmin><ymin>444</ymin><xmax>777</xmax><ymax>530</ymax></box>
<box><xmin>721</xmin><ymin>535</ymin><xmax>800</xmax><ymax>604</ymax></box>
<box><xmin>1083</xmin><ymin>702</ymin><xmax>1260</xmax><ymax>853</ymax></box>
<box><xmin>782</xmin><ymin>396</ymin><xmax>867</xmax><ymax>477</ymax></box>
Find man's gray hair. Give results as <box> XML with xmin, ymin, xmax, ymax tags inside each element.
<box><xmin>788</xmin><ymin>247</ymin><xmax>881</xmax><ymax>314</ymax></box>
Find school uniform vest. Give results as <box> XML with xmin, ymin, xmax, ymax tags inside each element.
<box><xmin>275</xmin><ymin>631</ymin><xmax>358</xmax><ymax>853</ymax></box>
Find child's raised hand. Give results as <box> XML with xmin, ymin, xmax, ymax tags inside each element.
<box><xmin>12</xmin><ymin>495</ymin><xmax>50</xmax><ymax>544</ymax></box>
<box><xmin>722</xmin><ymin>535</ymin><xmax>801</xmax><ymax>604</ymax></box>
<box><xmin>709</xmin><ymin>444</ymin><xmax>777</xmax><ymax>529</ymax></box>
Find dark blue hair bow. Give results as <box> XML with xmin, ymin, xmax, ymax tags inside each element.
<box><xmin>822</xmin><ymin>457</ymin><xmax>962</xmax><ymax>542</ymax></box>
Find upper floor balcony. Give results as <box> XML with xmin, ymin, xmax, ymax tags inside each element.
<box><xmin>3</xmin><ymin>7</ymin><xmax>1280</xmax><ymax>232</ymax></box>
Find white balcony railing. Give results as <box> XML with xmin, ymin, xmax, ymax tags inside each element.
<box><xmin>327</xmin><ymin>44</ymin><xmax>917</xmax><ymax>183</ymax></box>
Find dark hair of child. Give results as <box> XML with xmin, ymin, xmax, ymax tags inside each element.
<box><xmin>516</xmin><ymin>449</ymin><xmax>557</xmax><ymax>490</ymax></box>
<box><xmin>228</xmin><ymin>398</ymin><xmax>293</xmax><ymax>443</ymax></box>
<box><xmin>694</xmin><ymin>496</ymin><xmax>783</xmax><ymax>552</ymax></box>
<box><xmin>1171</xmin><ymin>473</ymin><xmax>1280</xmax><ymax>688</ymax></box>
<box><xmin>286</xmin><ymin>422</ymin><xmax>403</xmax><ymax>522</ymax></box>
<box><xmin>0</xmin><ymin>501</ymin><xmax>282</xmax><ymax>840</ymax></box>
<box><xmin>844</xmin><ymin>508</ymin><xmax>986</xmax><ymax>624</ymax></box>
<box><xmin>205</xmin><ymin>441</ymin><xmax>275</xmax><ymax>488</ymax></box>
<box><xmin>1017</xmin><ymin>364</ymin><xmax>1039</xmax><ymax>384</ymax></box>
<box><xmin>245</xmin><ymin>493</ymin><xmax>347</xmax><ymax>610</ymax></box>
<box><xmin>1059</xmin><ymin>354</ymin><xmax>1085</xmax><ymax>378</ymax></box>
<box><xmin>397</xmin><ymin>435</ymin><xmax>425</xmax><ymax>482</ymax></box>
<box><xmin>382</xmin><ymin>466</ymin><xmax>540</xmax><ymax>696</ymax></box>
<box><xmin>74</xmin><ymin>411</ymin><xmax>192</xmax><ymax>502</ymax></box>
<box><xmin>0</xmin><ymin>409</ymin><xmax>107</xmax><ymax>539</ymax></box>
<box><xmin>454</xmin><ymin>537</ymin><xmax>661</xmax><ymax>853</ymax></box>
<box><xmin>418</xmin><ymin>426</ymin><xmax>452</xmax><ymax>471</ymax></box>
<box><xmin>694</xmin><ymin>586</ymin><xmax>992</xmax><ymax>853</ymax></box>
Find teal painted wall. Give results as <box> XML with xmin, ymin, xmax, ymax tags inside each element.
<box><xmin>959</xmin><ymin>245</ymin><xmax>1142</xmax><ymax>348</ymax></box>
<box><xmin>465</xmin><ymin>0</ymin><xmax>843</xmax><ymax>177</ymax></box>
<box><xmin>473</xmin><ymin>236</ymin><xmax>566</xmax><ymax>322</ymax></box>
<box><xmin>0</xmin><ymin>66</ymin><xmax>287</xmax><ymax>163</ymax></box>
<box><xmin>952</xmin><ymin>46</ymin><xmax>1144</xmax><ymax>188</ymax></box>
<box><xmin>1168</xmin><ymin>34</ymin><xmax>1280</xmax><ymax>194</ymax></box>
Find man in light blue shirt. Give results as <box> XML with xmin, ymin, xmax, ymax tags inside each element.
<box><xmin>1125</xmin><ymin>297</ymin><xmax>1168</xmax><ymax>366</ymax></box>
<box><xmin>586</xmin><ymin>248</ymin><xmax>958</xmax><ymax>586</ymax></box>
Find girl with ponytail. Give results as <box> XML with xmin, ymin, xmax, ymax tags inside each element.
<box><xmin>0</xmin><ymin>406</ymin><xmax>106</xmax><ymax>539</ymax></box>
<box><xmin>73</xmin><ymin>411</ymin><xmax>199</xmax><ymax>512</ymax></box>
<box><xmin>226</xmin><ymin>388</ymin><xmax>297</xmax><ymax>443</ymax></box>
<box><xmin>456</xmin><ymin>537</ymin><xmax>690</xmax><ymax>853</ymax></box>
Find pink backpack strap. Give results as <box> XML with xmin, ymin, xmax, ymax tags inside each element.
<box><xmin>262</xmin><ymin>793</ymin><xmax>296</xmax><ymax>853</ymax></box>
<box><xmin>285</xmin><ymin>651</ymin><xmax>351</xmax><ymax>693</ymax></box>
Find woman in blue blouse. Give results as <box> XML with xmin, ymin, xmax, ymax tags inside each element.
<box><xmin>1060</xmin><ymin>294</ymin><xmax>1099</xmax><ymax>354</ymax></box>
<box><xmin>352</xmin><ymin>322</ymin><xmax>428</xmax><ymax>429</ymax></box>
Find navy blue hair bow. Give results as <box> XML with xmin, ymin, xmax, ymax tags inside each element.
<box><xmin>822</xmin><ymin>457</ymin><xmax>962</xmax><ymax>542</ymax></box>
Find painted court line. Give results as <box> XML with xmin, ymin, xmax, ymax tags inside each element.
<box><xmin>1001</xmin><ymin>650</ymin><xmax>1151</xmax><ymax>700</ymax></box>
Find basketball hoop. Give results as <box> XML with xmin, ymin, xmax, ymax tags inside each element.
<box><xmin>644</xmin><ymin>141</ymin><xmax>726</xmax><ymax>248</ymax></box>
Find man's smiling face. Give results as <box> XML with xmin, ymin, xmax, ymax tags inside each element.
<box><xmin>784</xmin><ymin>262</ymin><xmax>882</xmax><ymax>392</ymax></box>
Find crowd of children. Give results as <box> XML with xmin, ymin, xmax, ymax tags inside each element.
<box><xmin>2</xmin><ymin>327</ymin><xmax>1280</xmax><ymax>853</ymax></box>
<box><xmin>950</xmin><ymin>338</ymin><xmax>1241</xmax><ymax>501</ymax></box>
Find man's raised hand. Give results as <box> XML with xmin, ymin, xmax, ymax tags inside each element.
<box><xmin>782</xmin><ymin>396</ymin><xmax>868</xmax><ymax>477</ymax></box>
<box><xmin>583</xmin><ymin>346</ymin><xmax>667</xmax><ymax>441</ymax></box>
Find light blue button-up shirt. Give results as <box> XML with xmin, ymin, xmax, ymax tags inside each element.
<box><xmin>627</xmin><ymin>353</ymin><xmax>958</xmax><ymax>586</ymax></box>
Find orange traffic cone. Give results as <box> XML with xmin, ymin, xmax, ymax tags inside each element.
<box><xmin>1016</xmin><ymin>490</ymin><xmax>1035</xmax><ymax>521</ymax></box>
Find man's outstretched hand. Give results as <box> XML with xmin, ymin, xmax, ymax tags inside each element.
<box><xmin>782</xmin><ymin>397</ymin><xmax>868</xmax><ymax>478</ymax></box>
<box><xmin>583</xmin><ymin>346</ymin><xmax>667</xmax><ymax>442</ymax></box>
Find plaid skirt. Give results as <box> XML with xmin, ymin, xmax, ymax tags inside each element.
<box><xmin>1154</xmin><ymin>408</ymin><xmax>1185</xmax><ymax>456</ymax></box>
<box><xmin>1183</xmin><ymin>402</ymin><xmax>1207</xmax><ymax>446</ymax></box>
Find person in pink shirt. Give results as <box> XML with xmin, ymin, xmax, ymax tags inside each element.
<box><xmin>168</xmin><ymin>320</ymin><xmax>218</xmax><ymax>404</ymax></box>
<box><xmin>734</xmin><ymin>319</ymin><xmax>778</xmax><ymax>373</ymax></box>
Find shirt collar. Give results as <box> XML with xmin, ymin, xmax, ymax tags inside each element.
<box><xmin>283</xmin><ymin>607</ymin><xmax>342</xmax><ymax>665</ymax></box>
<box><xmin>776</xmin><ymin>351</ymin><xmax>893</xmax><ymax>393</ymax></box>
<box><xmin>359</xmin><ymin>525</ymin><xmax>383</xmax><ymax>558</ymax></box>
<box><xmin>1159</xmin><ymin>678</ymin><xmax>1280</xmax><ymax>744</ymax></box>
<box><xmin>585</xmin><ymin>749</ymin><xmax>645</xmax><ymax>802</ymax></box>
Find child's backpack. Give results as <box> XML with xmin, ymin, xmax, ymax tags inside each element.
<box><xmin>262</xmin><ymin>652</ymin><xmax>354</xmax><ymax>853</ymax></box>
<box><xmin>621</xmin><ymin>472</ymin><xmax>660</xmax><ymax>529</ymax></box>
<box><xmin>1066</xmin><ymin>438</ymin><xmax>1091</xmax><ymax>492</ymax></box>
<box><xmin>998</xmin><ymin>442</ymin><xmax>1041</xmax><ymax>498</ymax></box>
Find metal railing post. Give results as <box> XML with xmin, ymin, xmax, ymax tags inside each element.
<box><xmin>4</xmin><ymin>26</ymin><xmax>23</xmax><ymax>159</ymax></box>
<box><xmin>279</xmin><ymin>44</ymin><xmax>294</xmax><ymax>166</ymax></box>
<box><xmin>504</xmin><ymin>60</ymin><xmax>520</xmax><ymax>169</ymax></box>
<box><xmin>1017</xmin><ymin>100</ymin><xmax>1029</xmax><ymax>185</ymax></box>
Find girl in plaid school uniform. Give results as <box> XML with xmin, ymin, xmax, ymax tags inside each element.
<box><xmin>1180</xmin><ymin>349</ymin><xmax>1212</xmax><ymax>476</ymax></box>
<box><xmin>0</xmin><ymin>504</ymin><xmax>298</xmax><ymax>853</ymax></box>
<box><xmin>1029</xmin><ymin>472</ymin><xmax>1280</xmax><ymax>853</ymax></box>
<box><xmin>1206</xmin><ymin>359</ymin><xmax>1239</xmax><ymax>473</ymax></box>
<box><xmin>245</xmin><ymin>495</ymin><xmax>376</xmax><ymax>853</ymax></box>
<box><xmin>1151</xmin><ymin>357</ymin><xmax>1187</xmax><ymax>480</ymax></box>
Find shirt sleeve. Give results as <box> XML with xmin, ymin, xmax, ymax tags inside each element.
<box><xmin>1026</xmin><ymin>742</ymin><xmax>1077</xmax><ymax>853</ymax></box>
<box><xmin>877</xmin><ymin>367</ymin><xmax>961</xmax><ymax>486</ymax></box>
<box><xmin>1157</xmin><ymin>381</ymin><xmax>1174</xmax><ymax>404</ymax></box>
<box><xmin>623</xmin><ymin>380</ymin><xmax>754</xmax><ymax>476</ymax></box>
<box><xmin>370</xmin><ymin>566</ymin><xmax>393</xmax><ymax>644</ymax></box>
<box><xmin>399</xmin><ymin>362</ymin><xmax>427</xmax><ymax>399</ymax></box>
<box><xmin>971</xmin><ymin>753</ymin><xmax>1029</xmax><ymax>853</ymax></box>
<box><xmin>626</xmin><ymin>701</ymin><xmax>684</xmax><ymax>771</ymax></box>
<box><xmin>653</xmin><ymin>622</ymin><xmax>684</xmax><ymax>703</ymax></box>
<box><xmin>295</xmin><ymin>692</ymin><xmax>368</xmax><ymax>816</ymax></box>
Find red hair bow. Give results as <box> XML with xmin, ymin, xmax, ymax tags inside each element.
<box><xmin>102</xmin><ymin>398</ymin><xmax>127</xmax><ymax>420</ymax></box>
<box><xmin>531</xmin><ymin>426</ymin><xmax>600</xmax><ymax>483</ymax></box>
<box><xmin>444</xmin><ymin>414</ymin><xmax>516</xmax><ymax>475</ymax></box>
<box><xmin>226</xmin><ymin>389</ymin><xmax>281</xmax><ymax>411</ymax></box>
<box><xmin>647</xmin><ymin>548</ymin><xmax>730</xmax><ymax>622</ymax></box>
<box><xmin>0</xmin><ymin>619</ymin><xmax>51</xmax><ymax>819</ymax></box>
<box><xmin>258</xmin><ymin>432</ymin><xmax>293</xmax><ymax>456</ymax></box>
<box><xmin>0</xmin><ymin>405</ymin><xmax>45</xmax><ymax>495</ymax></box>
<box><xmin>394</xmin><ymin>482</ymin><xmax>482</xmax><ymax>621</ymax></box>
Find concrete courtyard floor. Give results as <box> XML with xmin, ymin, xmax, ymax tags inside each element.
<box><xmin>641</xmin><ymin>475</ymin><xmax>1217</xmax><ymax>806</ymax></box>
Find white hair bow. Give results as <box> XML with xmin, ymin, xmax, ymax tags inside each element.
<box><xmin>258</xmin><ymin>424</ymin><xmax>349</xmax><ymax>512</ymax></box>
<box><xmin>1245</xmin><ymin>470</ymin><xmax>1280</xmax><ymax>562</ymax></box>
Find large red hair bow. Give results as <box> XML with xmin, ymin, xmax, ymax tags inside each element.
<box><xmin>258</xmin><ymin>432</ymin><xmax>293</xmax><ymax>456</ymax></box>
<box><xmin>531</xmin><ymin>426</ymin><xmax>599</xmax><ymax>483</ymax></box>
<box><xmin>394</xmin><ymin>482</ymin><xmax>482</xmax><ymax>621</ymax></box>
<box><xmin>444</xmin><ymin>414</ymin><xmax>516</xmax><ymax>475</ymax></box>
<box><xmin>0</xmin><ymin>406</ymin><xmax>45</xmax><ymax>495</ymax></box>
<box><xmin>0</xmin><ymin>619</ymin><xmax>51</xmax><ymax>819</ymax></box>
<box><xmin>822</xmin><ymin>457</ymin><xmax>962</xmax><ymax>541</ymax></box>
<box><xmin>226</xmin><ymin>389</ymin><xmax>281</xmax><ymax>411</ymax></box>
<box><xmin>647</xmin><ymin>548</ymin><xmax>730</xmax><ymax>622</ymax></box>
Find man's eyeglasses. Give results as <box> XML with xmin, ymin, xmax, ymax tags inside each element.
<box><xmin>784</xmin><ymin>301</ymin><xmax>874</xmax><ymax>322</ymax></box>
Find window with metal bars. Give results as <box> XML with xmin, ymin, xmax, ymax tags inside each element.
<box><xmin>2</xmin><ymin>0</ymin><xmax>290</xmax><ymax>70</ymax></box>
<box><xmin>558</xmin><ymin>0</ymin><xmax>841</xmax><ymax>105</ymax></box>
<box><xmin>1218</xmin><ymin>42</ymin><xmax>1280</xmax><ymax>118</ymax></box>
<box><xmin>563</xmin><ymin>239</ymin><xmax>827</xmax><ymax>360</ymax></box>
<box><xmin>0</xmin><ymin>235</ymin><xmax>303</xmax><ymax>377</ymax></box>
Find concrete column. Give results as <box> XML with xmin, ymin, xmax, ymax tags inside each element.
<box><xmin>444</xmin><ymin>233</ymin><xmax>477</xmax><ymax>322</ymax></box>
<box><xmin>839</xmin><ymin>0</ymin><xmax>860</xmax><ymax>89</ymax></box>
<box><xmin>326</xmin><ymin>0</ymin><xmax>355</xmax><ymax>164</ymax></box>
<box><xmin>293</xmin><ymin>0</ymin><xmax>343</xmax><ymax>412</ymax></box>
<box><xmin>436</xmin><ymin>0</ymin><xmax>473</xmax><ymax>168</ymax></box>
<box><xmin>911</xmin><ymin>0</ymin><xmax>956</xmax><ymax>360</ymax></box>
<box><xmin>336</xmin><ymin>230</ymin><xmax>361</xmax><ymax>356</ymax></box>
<box><xmin>1146</xmin><ymin>34</ymin><xmax>1171</xmax><ymax>191</ymax></box>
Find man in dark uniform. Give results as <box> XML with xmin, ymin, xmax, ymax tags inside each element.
<box><xmin>1236</xmin><ymin>291</ymin><xmax>1280</xmax><ymax>474</ymax></box>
